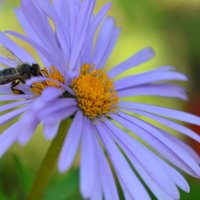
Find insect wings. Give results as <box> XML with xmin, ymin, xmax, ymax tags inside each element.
<box><xmin>0</xmin><ymin>45</ymin><xmax>23</xmax><ymax>68</ymax></box>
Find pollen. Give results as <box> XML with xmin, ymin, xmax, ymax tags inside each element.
<box><xmin>72</xmin><ymin>64</ymin><xmax>119</xmax><ymax>119</ymax></box>
<box><xmin>31</xmin><ymin>66</ymin><xmax>65</xmax><ymax>96</ymax></box>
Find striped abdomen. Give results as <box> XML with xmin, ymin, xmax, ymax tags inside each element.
<box><xmin>0</xmin><ymin>68</ymin><xmax>18</xmax><ymax>85</ymax></box>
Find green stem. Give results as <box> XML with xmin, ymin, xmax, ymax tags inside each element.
<box><xmin>27</xmin><ymin>119</ymin><xmax>71</xmax><ymax>200</ymax></box>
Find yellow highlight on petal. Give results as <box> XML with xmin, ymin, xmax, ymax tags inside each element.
<box><xmin>72</xmin><ymin>64</ymin><xmax>119</xmax><ymax>119</ymax></box>
<box><xmin>31</xmin><ymin>66</ymin><xmax>65</xmax><ymax>96</ymax></box>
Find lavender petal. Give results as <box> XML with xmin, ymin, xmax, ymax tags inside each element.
<box><xmin>96</xmin><ymin>123</ymin><xmax>151</xmax><ymax>200</ymax></box>
<box><xmin>58</xmin><ymin>111</ymin><xmax>83</xmax><ymax>172</ymax></box>
<box><xmin>108</xmin><ymin>47</ymin><xmax>155</xmax><ymax>78</ymax></box>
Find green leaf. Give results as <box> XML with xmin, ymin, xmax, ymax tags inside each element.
<box><xmin>12</xmin><ymin>154</ymin><xmax>32</xmax><ymax>196</ymax></box>
<box><xmin>44</xmin><ymin>168</ymin><xmax>82</xmax><ymax>200</ymax></box>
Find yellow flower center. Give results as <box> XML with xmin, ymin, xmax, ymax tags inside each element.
<box><xmin>72</xmin><ymin>64</ymin><xmax>119</xmax><ymax>119</ymax></box>
<box><xmin>31</xmin><ymin>66</ymin><xmax>65</xmax><ymax>96</ymax></box>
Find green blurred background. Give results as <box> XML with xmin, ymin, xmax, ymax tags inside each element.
<box><xmin>0</xmin><ymin>0</ymin><xmax>200</xmax><ymax>199</ymax></box>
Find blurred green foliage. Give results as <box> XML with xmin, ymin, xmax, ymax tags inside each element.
<box><xmin>0</xmin><ymin>0</ymin><xmax>200</xmax><ymax>199</ymax></box>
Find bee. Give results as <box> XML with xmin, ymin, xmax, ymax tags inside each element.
<box><xmin>0</xmin><ymin>45</ymin><xmax>42</xmax><ymax>94</ymax></box>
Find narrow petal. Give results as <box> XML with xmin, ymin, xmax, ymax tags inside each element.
<box><xmin>98</xmin><ymin>27</ymin><xmax>120</xmax><ymax>70</ymax></box>
<box><xmin>21</xmin><ymin>0</ymin><xmax>62</xmax><ymax>63</ymax></box>
<box><xmin>115</xmin><ymin>70</ymin><xmax>187</xmax><ymax>90</ymax></box>
<box><xmin>41</xmin><ymin>106</ymin><xmax>77</xmax><ymax>123</ymax></box>
<box><xmin>70</xmin><ymin>0</ymin><xmax>96</xmax><ymax>70</ymax></box>
<box><xmin>58</xmin><ymin>111</ymin><xmax>83</xmax><ymax>172</ymax></box>
<box><xmin>112</xmin><ymin>112</ymin><xmax>200</xmax><ymax>177</ymax></box>
<box><xmin>117</xmin><ymin>84</ymin><xmax>187</xmax><ymax>100</ymax></box>
<box><xmin>18</xmin><ymin>116</ymin><xmax>39</xmax><ymax>146</ymax></box>
<box><xmin>0</xmin><ymin>32</ymin><xmax>35</xmax><ymax>63</ymax></box>
<box><xmin>34</xmin><ymin>0</ymin><xmax>69</xmax><ymax>63</ymax></box>
<box><xmin>160</xmin><ymin>128</ymin><xmax>200</xmax><ymax>164</ymax></box>
<box><xmin>104</xmin><ymin>121</ymin><xmax>180</xmax><ymax>199</ymax></box>
<box><xmin>60</xmin><ymin>0</ymin><xmax>77</xmax><ymax>46</ymax></box>
<box><xmin>0</xmin><ymin>55</ymin><xmax>17</xmax><ymax>67</ymax></box>
<box><xmin>93</xmin><ymin>17</ymin><xmax>120</xmax><ymax>69</ymax></box>
<box><xmin>108</xmin><ymin>47</ymin><xmax>155</xmax><ymax>78</ymax></box>
<box><xmin>93</xmin><ymin>131</ymin><xmax>119</xmax><ymax>200</ymax></box>
<box><xmin>0</xmin><ymin>106</ymin><xmax>28</xmax><ymax>125</ymax></box>
<box><xmin>131</xmin><ymin>109</ymin><xmax>200</xmax><ymax>142</ymax></box>
<box><xmin>82</xmin><ymin>2</ymin><xmax>112</xmax><ymax>64</ymax></box>
<box><xmin>95</xmin><ymin>123</ymin><xmax>151</xmax><ymax>200</ymax></box>
<box><xmin>118</xmin><ymin>180</ymin><xmax>134</xmax><ymax>200</ymax></box>
<box><xmin>0</xmin><ymin>94</ymin><xmax>33</xmax><ymax>101</ymax></box>
<box><xmin>43</xmin><ymin>121</ymin><xmax>60</xmax><ymax>140</ymax></box>
<box><xmin>5</xmin><ymin>31</ymin><xmax>60</xmax><ymax>69</ymax></box>
<box><xmin>38</xmin><ymin>99</ymin><xmax>77</xmax><ymax>119</ymax></box>
<box><xmin>161</xmin><ymin>161</ymin><xmax>190</xmax><ymax>193</ymax></box>
<box><xmin>0</xmin><ymin>123</ymin><xmax>19</xmax><ymax>157</ymax></box>
<box><xmin>15</xmin><ymin>8</ymin><xmax>50</xmax><ymax>66</ymax></box>
<box><xmin>92</xmin><ymin>17</ymin><xmax>119</xmax><ymax>69</ymax></box>
<box><xmin>80</xmin><ymin>117</ymin><xmax>95</xmax><ymax>198</ymax></box>
<box><xmin>15</xmin><ymin>8</ymin><xmax>40</xmax><ymax>43</ymax></box>
<box><xmin>91</xmin><ymin>167</ymin><xmax>103</xmax><ymax>200</ymax></box>
<box><xmin>119</xmin><ymin>101</ymin><xmax>200</xmax><ymax>126</ymax></box>
<box><xmin>0</xmin><ymin>84</ymin><xmax>12</xmax><ymax>94</ymax></box>
<box><xmin>0</xmin><ymin>99</ymin><xmax>32</xmax><ymax>112</ymax></box>
<box><xmin>53</xmin><ymin>0</ymin><xmax>63</xmax><ymax>13</ymax></box>
<box><xmin>124</xmin><ymin>158</ymin><xmax>174</xmax><ymax>200</ymax></box>
<box><xmin>37</xmin><ymin>87</ymin><xmax>65</xmax><ymax>103</ymax></box>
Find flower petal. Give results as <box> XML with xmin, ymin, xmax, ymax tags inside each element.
<box><xmin>6</xmin><ymin>31</ymin><xmax>60</xmax><ymax>70</ymax></box>
<box><xmin>115</xmin><ymin>70</ymin><xmax>187</xmax><ymax>90</ymax></box>
<box><xmin>70</xmin><ymin>0</ymin><xmax>96</xmax><ymax>70</ymax></box>
<box><xmin>161</xmin><ymin>161</ymin><xmax>190</xmax><ymax>193</ymax></box>
<box><xmin>93</xmin><ymin>17</ymin><xmax>120</xmax><ymax>69</ymax></box>
<box><xmin>38</xmin><ymin>99</ymin><xmax>77</xmax><ymax>119</ymax></box>
<box><xmin>108</xmin><ymin>47</ymin><xmax>155</xmax><ymax>78</ymax></box>
<box><xmin>21</xmin><ymin>0</ymin><xmax>63</xmax><ymax>65</ymax></box>
<box><xmin>14</xmin><ymin>8</ymin><xmax>50</xmax><ymax>66</ymax></box>
<box><xmin>58</xmin><ymin>110</ymin><xmax>83</xmax><ymax>172</ymax></box>
<box><xmin>0</xmin><ymin>32</ymin><xmax>35</xmax><ymax>63</ymax></box>
<box><xmin>104</xmin><ymin>121</ymin><xmax>180</xmax><ymax>199</ymax></box>
<box><xmin>41</xmin><ymin>107</ymin><xmax>77</xmax><ymax>123</ymax></box>
<box><xmin>0</xmin><ymin>99</ymin><xmax>32</xmax><ymax>112</ymax></box>
<box><xmin>80</xmin><ymin>117</ymin><xmax>95</xmax><ymax>198</ymax></box>
<box><xmin>130</xmin><ymin>109</ymin><xmax>200</xmax><ymax>142</ymax></box>
<box><xmin>82</xmin><ymin>2</ymin><xmax>112</xmax><ymax>64</ymax></box>
<box><xmin>91</xmin><ymin>168</ymin><xmax>103</xmax><ymax>200</ymax></box>
<box><xmin>117</xmin><ymin>83</ymin><xmax>187</xmax><ymax>100</ymax></box>
<box><xmin>0</xmin><ymin>123</ymin><xmax>19</xmax><ymax>157</ymax></box>
<box><xmin>43</xmin><ymin>121</ymin><xmax>60</xmax><ymax>140</ymax></box>
<box><xmin>0</xmin><ymin>106</ymin><xmax>28</xmax><ymax>125</ymax></box>
<box><xmin>96</xmin><ymin>123</ymin><xmax>151</xmax><ymax>200</ymax></box>
<box><xmin>18</xmin><ymin>116</ymin><xmax>39</xmax><ymax>146</ymax></box>
<box><xmin>0</xmin><ymin>94</ymin><xmax>33</xmax><ymax>101</ymax></box>
<box><xmin>34</xmin><ymin>0</ymin><xmax>69</xmax><ymax>64</ymax></box>
<box><xmin>119</xmin><ymin>101</ymin><xmax>200</xmax><ymax>126</ymax></box>
<box><xmin>112</xmin><ymin>112</ymin><xmax>200</xmax><ymax>177</ymax></box>
<box><xmin>0</xmin><ymin>55</ymin><xmax>17</xmax><ymax>67</ymax></box>
<box><xmin>93</xmin><ymin>130</ymin><xmax>119</xmax><ymax>200</ymax></box>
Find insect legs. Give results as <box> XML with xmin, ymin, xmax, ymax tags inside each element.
<box><xmin>11</xmin><ymin>80</ymin><xmax>25</xmax><ymax>94</ymax></box>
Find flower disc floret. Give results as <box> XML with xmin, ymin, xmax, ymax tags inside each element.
<box><xmin>31</xmin><ymin>66</ymin><xmax>65</xmax><ymax>96</ymax></box>
<box><xmin>72</xmin><ymin>64</ymin><xmax>119</xmax><ymax>119</ymax></box>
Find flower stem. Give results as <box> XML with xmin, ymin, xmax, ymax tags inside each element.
<box><xmin>27</xmin><ymin>119</ymin><xmax>71</xmax><ymax>200</ymax></box>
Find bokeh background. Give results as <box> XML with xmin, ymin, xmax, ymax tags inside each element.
<box><xmin>0</xmin><ymin>0</ymin><xmax>200</xmax><ymax>199</ymax></box>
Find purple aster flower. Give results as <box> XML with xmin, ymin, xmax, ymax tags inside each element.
<box><xmin>0</xmin><ymin>0</ymin><xmax>200</xmax><ymax>200</ymax></box>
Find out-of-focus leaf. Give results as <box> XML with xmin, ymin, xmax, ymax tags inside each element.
<box><xmin>0</xmin><ymin>159</ymin><xmax>19</xmax><ymax>200</ymax></box>
<box><xmin>44</xmin><ymin>168</ymin><xmax>82</xmax><ymax>200</ymax></box>
<box><xmin>115</xmin><ymin>0</ymin><xmax>168</xmax><ymax>30</ymax></box>
<box><xmin>0</xmin><ymin>183</ymin><xmax>8</xmax><ymax>200</ymax></box>
<box><xmin>181</xmin><ymin>179</ymin><xmax>200</xmax><ymax>200</ymax></box>
<box><xmin>12</xmin><ymin>154</ymin><xmax>32</xmax><ymax>195</ymax></box>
